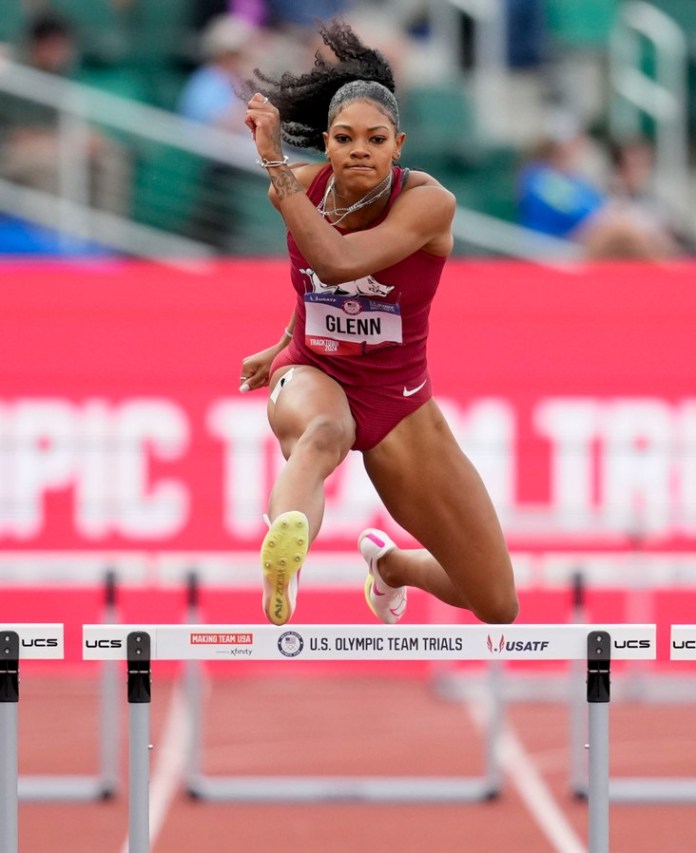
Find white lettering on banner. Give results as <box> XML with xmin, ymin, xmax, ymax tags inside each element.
<box><xmin>0</xmin><ymin>399</ymin><xmax>189</xmax><ymax>539</ymax></box>
<box><xmin>535</xmin><ymin>398</ymin><xmax>599</xmax><ymax>531</ymax></box>
<box><xmin>2</xmin><ymin>395</ymin><xmax>696</xmax><ymax>543</ymax></box>
<box><xmin>75</xmin><ymin>400</ymin><xmax>111</xmax><ymax>536</ymax></box>
<box><xmin>207</xmin><ymin>400</ymin><xmax>275</xmax><ymax>536</ymax></box>
<box><xmin>439</xmin><ymin>398</ymin><xmax>515</xmax><ymax>511</ymax></box>
<box><xmin>110</xmin><ymin>400</ymin><xmax>189</xmax><ymax>537</ymax></box>
<box><xmin>2</xmin><ymin>400</ymin><xmax>76</xmax><ymax>537</ymax></box>
<box><xmin>678</xmin><ymin>401</ymin><xmax>696</xmax><ymax>534</ymax></box>
<box><xmin>535</xmin><ymin>398</ymin><xmax>692</xmax><ymax>536</ymax></box>
<box><xmin>601</xmin><ymin>399</ymin><xmax>673</xmax><ymax>534</ymax></box>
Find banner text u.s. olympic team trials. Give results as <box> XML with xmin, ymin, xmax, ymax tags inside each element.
<box><xmin>2</xmin><ymin>260</ymin><xmax>695</xmax><ymax>558</ymax></box>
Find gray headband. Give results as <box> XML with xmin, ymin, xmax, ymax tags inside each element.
<box><xmin>328</xmin><ymin>80</ymin><xmax>400</xmax><ymax>129</ymax></box>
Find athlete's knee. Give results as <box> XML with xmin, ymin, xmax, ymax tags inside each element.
<box><xmin>296</xmin><ymin>416</ymin><xmax>353</xmax><ymax>465</ymax></box>
<box><xmin>472</xmin><ymin>589</ymin><xmax>519</xmax><ymax>625</ymax></box>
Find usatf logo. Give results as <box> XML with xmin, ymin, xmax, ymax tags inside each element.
<box><xmin>487</xmin><ymin>634</ymin><xmax>505</xmax><ymax>654</ymax></box>
<box><xmin>278</xmin><ymin>631</ymin><xmax>304</xmax><ymax>658</ymax></box>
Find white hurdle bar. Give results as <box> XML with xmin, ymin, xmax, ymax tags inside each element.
<box><xmin>1</xmin><ymin>624</ymin><xmax>64</xmax><ymax>853</ymax></box>
<box><xmin>83</xmin><ymin>622</ymin><xmax>656</xmax><ymax>853</ymax></box>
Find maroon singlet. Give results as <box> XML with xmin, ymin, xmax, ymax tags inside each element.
<box><xmin>270</xmin><ymin>164</ymin><xmax>448</xmax><ymax>451</ymax></box>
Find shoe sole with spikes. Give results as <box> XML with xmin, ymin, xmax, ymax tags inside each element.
<box><xmin>261</xmin><ymin>511</ymin><xmax>308</xmax><ymax>626</ymax></box>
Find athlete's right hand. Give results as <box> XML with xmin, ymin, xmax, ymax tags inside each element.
<box><xmin>239</xmin><ymin>343</ymin><xmax>283</xmax><ymax>393</ymax></box>
<box><xmin>245</xmin><ymin>92</ymin><xmax>282</xmax><ymax>162</ymax></box>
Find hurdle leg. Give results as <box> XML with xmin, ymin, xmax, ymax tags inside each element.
<box><xmin>0</xmin><ymin>632</ymin><xmax>19</xmax><ymax>853</ymax></box>
<box><xmin>99</xmin><ymin>569</ymin><xmax>120</xmax><ymax>798</ymax></box>
<box><xmin>127</xmin><ymin>632</ymin><xmax>152</xmax><ymax>853</ymax></box>
<box><xmin>587</xmin><ymin>630</ymin><xmax>611</xmax><ymax>853</ymax></box>
<box><xmin>482</xmin><ymin>659</ymin><xmax>504</xmax><ymax>798</ymax></box>
<box><xmin>182</xmin><ymin>572</ymin><xmax>204</xmax><ymax>796</ymax></box>
<box><xmin>569</xmin><ymin>571</ymin><xmax>589</xmax><ymax>798</ymax></box>
<box><xmin>17</xmin><ymin>572</ymin><xmax>120</xmax><ymax>803</ymax></box>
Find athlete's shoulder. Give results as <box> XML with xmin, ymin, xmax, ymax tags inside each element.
<box><xmin>398</xmin><ymin>168</ymin><xmax>456</xmax><ymax>216</ymax></box>
<box><xmin>402</xmin><ymin>168</ymin><xmax>454</xmax><ymax>195</ymax></box>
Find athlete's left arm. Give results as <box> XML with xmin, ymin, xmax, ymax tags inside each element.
<box><xmin>352</xmin><ymin>180</ymin><xmax>455</xmax><ymax>260</ymax></box>
<box><xmin>317</xmin><ymin>182</ymin><xmax>455</xmax><ymax>284</ymax></box>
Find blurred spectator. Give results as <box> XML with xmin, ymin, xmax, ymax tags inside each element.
<box><xmin>0</xmin><ymin>11</ymin><xmax>131</xmax><ymax>217</ymax></box>
<box><xmin>231</xmin><ymin>0</ymin><xmax>268</xmax><ymax>26</ymax></box>
<box><xmin>177</xmin><ymin>13</ymin><xmax>259</xmax><ymax>250</ymax></box>
<box><xmin>517</xmin><ymin>111</ymin><xmax>605</xmax><ymax>239</ymax></box>
<box><xmin>0</xmin><ymin>213</ymin><xmax>111</xmax><ymax>256</ymax></box>
<box><xmin>264</xmin><ymin>0</ymin><xmax>351</xmax><ymax>31</ymax></box>
<box><xmin>191</xmin><ymin>1</ymin><xmax>268</xmax><ymax>30</ymax></box>
<box><xmin>517</xmin><ymin>113</ymin><xmax>683</xmax><ymax>260</ymax></box>
<box><xmin>343</xmin><ymin>7</ymin><xmax>411</xmax><ymax>88</ymax></box>
<box><xmin>178</xmin><ymin>13</ymin><xmax>257</xmax><ymax>131</ymax></box>
<box><xmin>600</xmin><ymin>136</ymin><xmax>694</xmax><ymax>256</ymax></box>
<box><xmin>506</xmin><ymin>0</ymin><xmax>546</xmax><ymax>69</ymax></box>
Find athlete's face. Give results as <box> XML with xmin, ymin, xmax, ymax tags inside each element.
<box><xmin>323</xmin><ymin>100</ymin><xmax>406</xmax><ymax>195</ymax></box>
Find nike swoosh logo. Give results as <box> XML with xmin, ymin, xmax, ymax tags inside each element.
<box><xmin>372</xmin><ymin>578</ymin><xmax>386</xmax><ymax>597</ymax></box>
<box><xmin>402</xmin><ymin>380</ymin><xmax>427</xmax><ymax>397</ymax></box>
<box><xmin>390</xmin><ymin>598</ymin><xmax>407</xmax><ymax>617</ymax></box>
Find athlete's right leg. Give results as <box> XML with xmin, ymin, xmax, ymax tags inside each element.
<box><xmin>266</xmin><ymin>365</ymin><xmax>356</xmax><ymax>540</ymax></box>
<box><xmin>260</xmin><ymin>365</ymin><xmax>356</xmax><ymax>625</ymax></box>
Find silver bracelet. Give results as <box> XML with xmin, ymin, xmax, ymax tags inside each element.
<box><xmin>257</xmin><ymin>155</ymin><xmax>289</xmax><ymax>169</ymax></box>
<box><xmin>284</xmin><ymin>327</ymin><xmax>293</xmax><ymax>340</ymax></box>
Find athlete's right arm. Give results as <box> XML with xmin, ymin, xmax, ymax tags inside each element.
<box><xmin>266</xmin><ymin>165</ymin><xmax>454</xmax><ymax>284</ymax></box>
<box><xmin>246</xmin><ymin>93</ymin><xmax>453</xmax><ymax>285</ymax></box>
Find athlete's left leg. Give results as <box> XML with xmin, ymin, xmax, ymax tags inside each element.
<box><xmin>362</xmin><ymin>400</ymin><xmax>518</xmax><ymax>624</ymax></box>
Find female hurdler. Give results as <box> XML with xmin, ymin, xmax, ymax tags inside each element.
<box><xmin>240</xmin><ymin>21</ymin><xmax>518</xmax><ymax>628</ymax></box>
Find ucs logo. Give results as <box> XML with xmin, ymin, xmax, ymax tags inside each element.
<box><xmin>85</xmin><ymin>639</ymin><xmax>123</xmax><ymax>649</ymax></box>
<box><xmin>613</xmin><ymin>639</ymin><xmax>651</xmax><ymax>649</ymax></box>
<box><xmin>21</xmin><ymin>638</ymin><xmax>59</xmax><ymax>647</ymax></box>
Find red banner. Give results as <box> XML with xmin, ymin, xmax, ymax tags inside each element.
<box><xmin>1</xmin><ymin>259</ymin><xmax>695</xmax><ymax>555</ymax></box>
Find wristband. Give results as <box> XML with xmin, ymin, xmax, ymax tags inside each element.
<box><xmin>284</xmin><ymin>327</ymin><xmax>293</xmax><ymax>340</ymax></box>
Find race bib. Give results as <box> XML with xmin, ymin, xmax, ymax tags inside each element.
<box><xmin>304</xmin><ymin>293</ymin><xmax>402</xmax><ymax>356</ymax></box>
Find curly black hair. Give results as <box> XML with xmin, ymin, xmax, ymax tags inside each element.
<box><xmin>241</xmin><ymin>20</ymin><xmax>397</xmax><ymax>151</ymax></box>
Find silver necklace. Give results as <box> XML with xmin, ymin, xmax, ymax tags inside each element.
<box><xmin>317</xmin><ymin>170</ymin><xmax>393</xmax><ymax>226</ymax></box>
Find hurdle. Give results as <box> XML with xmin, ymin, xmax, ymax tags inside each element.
<box><xmin>83</xmin><ymin>622</ymin><xmax>655</xmax><ymax>853</ymax></box>
<box><xmin>578</xmin><ymin>624</ymin><xmax>696</xmax><ymax>805</ymax></box>
<box><xmin>178</xmin><ymin>572</ymin><xmax>506</xmax><ymax>802</ymax></box>
<box><xmin>568</xmin><ymin>575</ymin><xmax>696</xmax><ymax>803</ymax></box>
<box><xmin>18</xmin><ymin>570</ymin><xmax>120</xmax><ymax>801</ymax></box>
<box><xmin>1</xmin><ymin>624</ymin><xmax>64</xmax><ymax>853</ymax></box>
